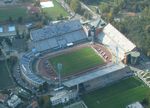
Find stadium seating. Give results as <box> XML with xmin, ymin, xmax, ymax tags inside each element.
<box><xmin>30</xmin><ymin>20</ymin><xmax>87</xmax><ymax>52</ymax></box>
<box><xmin>20</xmin><ymin>51</ymin><xmax>45</xmax><ymax>87</ymax></box>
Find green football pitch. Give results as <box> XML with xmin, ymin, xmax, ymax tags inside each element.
<box><xmin>82</xmin><ymin>77</ymin><xmax>150</xmax><ymax>108</ymax></box>
<box><xmin>49</xmin><ymin>47</ymin><xmax>104</xmax><ymax>77</ymax></box>
<box><xmin>42</xmin><ymin>0</ymin><xmax>69</xmax><ymax>20</ymax></box>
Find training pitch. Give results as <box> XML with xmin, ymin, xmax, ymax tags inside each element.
<box><xmin>82</xmin><ymin>77</ymin><xmax>149</xmax><ymax>108</ymax></box>
<box><xmin>49</xmin><ymin>47</ymin><xmax>104</xmax><ymax>77</ymax></box>
<box><xmin>42</xmin><ymin>0</ymin><xmax>68</xmax><ymax>20</ymax></box>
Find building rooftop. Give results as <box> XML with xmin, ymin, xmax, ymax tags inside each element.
<box><xmin>126</xmin><ymin>102</ymin><xmax>144</xmax><ymax>108</ymax></box>
<box><xmin>8</xmin><ymin>25</ymin><xmax>15</xmax><ymax>32</ymax></box>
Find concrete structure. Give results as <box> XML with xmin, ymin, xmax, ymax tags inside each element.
<box><xmin>50</xmin><ymin>90</ymin><xmax>77</xmax><ymax>106</ymax></box>
<box><xmin>98</xmin><ymin>23</ymin><xmax>136</xmax><ymax>60</ymax></box>
<box><xmin>40</xmin><ymin>0</ymin><xmax>54</xmax><ymax>8</ymax></box>
<box><xmin>63</xmin><ymin>63</ymin><xmax>133</xmax><ymax>91</ymax></box>
<box><xmin>0</xmin><ymin>25</ymin><xmax>16</xmax><ymax>38</ymax></box>
<box><xmin>30</xmin><ymin>20</ymin><xmax>87</xmax><ymax>52</ymax></box>
<box><xmin>20</xmin><ymin>20</ymin><xmax>88</xmax><ymax>87</ymax></box>
<box><xmin>126</xmin><ymin>102</ymin><xmax>144</xmax><ymax>108</ymax></box>
<box><xmin>7</xmin><ymin>95</ymin><xmax>21</xmax><ymax>108</ymax></box>
<box><xmin>20</xmin><ymin>51</ymin><xmax>45</xmax><ymax>87</ymax></box>
<box><xmin>0</xmin><ymin>93</ymin><xmax>8</xmax><ymax>103</ymax></box>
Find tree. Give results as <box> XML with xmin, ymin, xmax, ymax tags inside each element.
<box><xmin>70</xmin><ymin>0</ymin><xmax>81</xmax><ymax>14</ymax></box>
<box><xmin>43</xmin><ymin>82</ymin><xmax>49</xmax><ymax>91</ymax></box>
<box><xmin>99</xmin><ymin>3</ymin><xmax>110</xmax><ymax>13</ymax></box>
<box><xmin>8</xmin><ymin>16</ymin><xmax>13</xmax><ymax>22</ymax></box>
<box><xmin>17</xmin><ymin>16</ymin><xmax>23</xmax><ymax>24</ymax></box>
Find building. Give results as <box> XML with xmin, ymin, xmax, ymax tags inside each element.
<box><xmin>126</xmin><ymin>102</ymin><xmax>144</xmax><ymax>108</ymax></box>
<box><xmin>0</xmin><ymin>93</ymin><xmax>8</xmax><ymax>103</ymax></box>
<box><xmin>0</xmin><ymin>25</ymin><xmax>16</xmax><ymax>40</ymax></box>
<box><xmin>7</xmin><ymin>95</ymin><xmax>21</xmax><ymax>108</ymax></box>
<box><xmin>40</xmin><ymin>0</ymin><xmax>54</xmax><ymax>8</ymax></box>
<box><xmin>63</xmin><ymin>63</ymin><xmax>133</xmax><ymax>91</ymax></box>
<box><xmin>20</xmin><ymin>51</ymin><xmax>45</xmax><ymax>87</ymax></box>
<box><xmin>50</xmin><ymin>90</ymin><xmax>77</xmax><ymax>106</ymax></box>
<box><xmin>98</xmin><ymin>23</ymin><xmax>136</xmax><ymax>60</ymax></box>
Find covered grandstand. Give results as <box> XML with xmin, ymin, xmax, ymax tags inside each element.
<box><xmin>30</xmin><ymin>20</ymin><xmax>88</xmax><ymax>52</ymax></box>
<box><xmin>20</xmin><ymin>51</ymin><xmax>45</xmax><ymax>87</ymax></box>
<box><xmin>98</xmin><ymin>23</ymin><xmax>136</xmax><ymax>60</ymax></box>
<box><xmin>63</xmin><ymin>63</ymin><xmax>132</xmax><ymax>89</ymax></box>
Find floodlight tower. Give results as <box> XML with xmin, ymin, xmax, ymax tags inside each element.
<box><xmin>91</xmin><ymin>26</ymin><xmax>96</xmax><ymax>44</ymax></box>
<box><xmin>57</xmin><ymin>63</ymin><xmax>63</xmax><ymax>87</ymax></box>
<box><xmin>116</xmin><ymin>46</ymin><xmax>119</xmax><ymax>64</ymax></box>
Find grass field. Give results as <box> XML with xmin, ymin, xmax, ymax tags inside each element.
<box><xmin>0</xmin><ymin>7</ymin><xmax>27</xmax><ymax>21</ymax></box>
<box><xmin>49</xmin><ymin>47</ymin><xmax>104</xmax><ymax>77</ymax></box>
<box><xmin>0</xmin><ymin>61</ymin><xmax>14</xmax><ymax>90</ymax></box>
<box><xmin>82</xmin><ymin>77</ymin><xmax>150</xmax><ymax>108</ymax></box>
<box><xmin>42</xmin><ymin>0</ymin><xmax>68</xmax><ymax>20</ymax></box>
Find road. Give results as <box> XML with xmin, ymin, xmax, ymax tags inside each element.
<box><xmin>80</xmin><ymin>2</ymin><xmax>100</xmax><ymax>19</ymax></box>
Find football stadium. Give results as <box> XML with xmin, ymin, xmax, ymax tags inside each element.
<box><xmin>19</xmin><ymin>19</ymin><xmax>139</xmax><ymax>106</ymax></box>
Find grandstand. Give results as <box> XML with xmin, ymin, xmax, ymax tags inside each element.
<box><xmin>30</xmin><ymin>20</ymin><xmax>87</xmax><ymax>52</ymax></box>
<box><xmin>63</xmin><ymin>63</ymin><xmax>132</xmax><ymax>90</ymax></box>
<box><xmin>98</xmin><ymin>23</ymin><xmax>136</xmax><ymax>60</ymax></box>
<box><xmin>20</xmin><ymin>51</ymin><xmax>45</xmax><ymax>87</ymax></box>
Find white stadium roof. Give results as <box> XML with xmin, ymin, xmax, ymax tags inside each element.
<box><xmin>103</xmin><ymin>23</ymin><xmax>136</xmax><ymax>53</ymax></box>
<box><xmin>99</xmin><ymin>23</ymin><xmax>136</xmax><ymax>60</ymax></box>
<box><xmin>40</xmin><ymin>1</ymin><xmax>54</xmax><ymax>8</ymax></box>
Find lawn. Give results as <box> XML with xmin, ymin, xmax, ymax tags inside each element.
<box><xmin>82</xmin><ymin>77</ymin><xmax>150</xmax><ymax>108</ymax></box>
<box><xmin>49</xmin><ymin>47</ymin><xmax>104</xmax><ymax>77</ymax></box>
<box><xmin>42</xmin><ymin>0</ymin><xmax>68</xmax><ymax>20</ymax></box>
<box><xmin>0</xmin><ymin>7</ymin><xmax>27</xmax><ymax>21</ymax></box>
<box><xmin>0</xmin><ymin>60</ymin><xmax>14</xmax><ymax>90</ymax></box>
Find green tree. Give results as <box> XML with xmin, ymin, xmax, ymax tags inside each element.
<box><xmin>99</xmin><ymin>3</ymin><xmax>110</xmax><ymax>13</ymax></box>
<box><xmin>70</xmin><ymin>0</ymin><xmax>81</xmax><ymax>14</ymax></box>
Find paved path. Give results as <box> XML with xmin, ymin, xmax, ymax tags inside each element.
<box><xmin>80</xmin><ymin>2</ymin><xmax>100</xmax><ymax>19</ymax></box>
<box><xmin>130</xmin><ymin>66</ymin><xmax>150</xmax><ymax>87</ymax></box>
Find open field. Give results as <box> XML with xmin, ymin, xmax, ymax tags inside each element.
<box><xmin>49</xmin><ymin>47</ymin><xmax>104</xmax><ymax>77</ymax></box>
<box><xmin>42</xmin><ymin>0</ymin><xmax>68</xmax><ymax>20</ymax></box>
<box><xmin>0</xmin><ymin>61</ymin><xmax>14</xmax><ymax>90</ymax></box>
<box><xmin>82</xmin><ymin>77</ymin><xmax>149</xmax><ymax>108</ymax></box>
<box><xmin>0</xmin><ymin>7</ymin><xmax>27</xmax><ymax>21</ymax></box>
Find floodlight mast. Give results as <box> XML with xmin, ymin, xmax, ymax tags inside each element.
<box><xmin>57</xmin><ymin>63</ymin><xmax>62</xmax><ymax>87</ymax></box>
<box><xmin>116</xmin><ymin>46</ymin><xmax>119</xmax><ymax>64</ymax></box>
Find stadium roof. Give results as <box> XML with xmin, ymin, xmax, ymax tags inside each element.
<box><xmin>98</xmin><ymin>23</ymin><xmax>136</xmax><ymax>60</ymax></box>
<box><xmin>103</xmin><ymin>23</ymin><xmax>136</xmax><ymax>53</ymax></box>
<box><xmin>63</xmin><ymin>63</ymin><xmax>128</xmax><ymax>87</ymax></box>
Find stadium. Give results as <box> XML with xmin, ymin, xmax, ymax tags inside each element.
<box><xmin>20</xmin><ymin>19</ymin><xmax>136</xmax><ymax>105</ymax></box>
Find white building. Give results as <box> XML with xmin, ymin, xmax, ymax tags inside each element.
<box><xmin>50</xmin><ymin>90</ymin><xmax>77</xmax><ymax>106</ymax></box>
<box><xmin>126</xmin><ymin>102</ymin><xmax>144</xmax><ymax>108</ymax></box>
<box><xmin>40</xmin><ymin>0</ymin><xmax>54</xmax><ymax>8</ymax></box>
<box><xmin>98</xmin><ymin>23</ymin><xmax>136</xmax><ymax>60</ymax></box>
<box><xmin>7</xmin><ymin>95</ymin><xmax>21</xmax><ymax>108</ymax></box>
